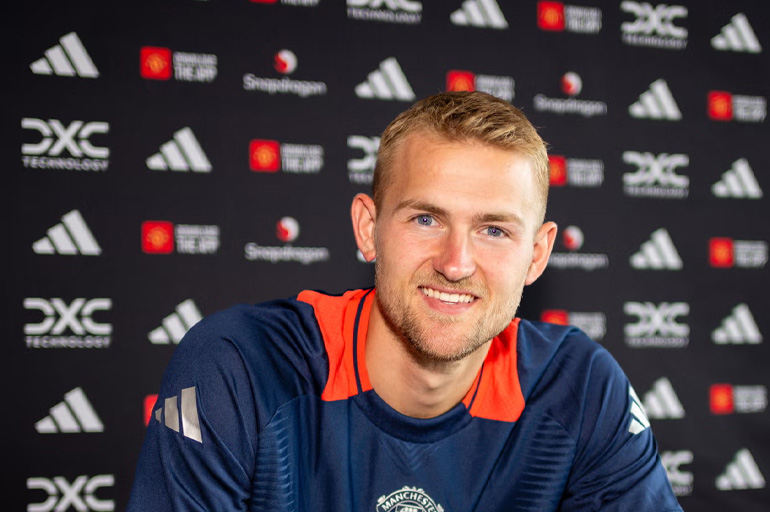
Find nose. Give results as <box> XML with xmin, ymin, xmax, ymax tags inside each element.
<box><xmin>433</xmin><ymin>230</ymin><xmax>476</xmax><ymax>282</ymax></box>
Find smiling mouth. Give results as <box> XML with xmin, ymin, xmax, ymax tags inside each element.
<box><xmin>420</xmin><ymin>286</ymin><xmax>476</xmax><ymax>304</ymax></box>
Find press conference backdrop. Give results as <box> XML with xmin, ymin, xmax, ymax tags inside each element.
<box><xmin>9</xmin><ymin>0</ymin><xmax>769</xmax><ymax>510</ymax></box>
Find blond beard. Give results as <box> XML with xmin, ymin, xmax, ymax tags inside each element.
<box><xmin>374</xmin><ymin>257</ymin><xmax>522</xmax><ymax>364</ymax></box>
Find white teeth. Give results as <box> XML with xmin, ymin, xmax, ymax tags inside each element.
<box><xmin>420</xmin><ymin>287</ymin><xmax>474</xmax><ymax>304</ymax></box>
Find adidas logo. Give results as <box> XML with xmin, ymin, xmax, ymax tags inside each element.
<box><xmin>716</xmin><ymin>449</ymin><xmax>766</xmax><ymax>490</ymax></box>
<box><xmin>146</xmin><ymin>127</ymin><xmax>211</xmax><ymax>172</ymax></box>
<box><xmin>149</xmin><ymin>299</ymin><xmax>203</xmax><ymax>344</ymax></box>
<box><xmin>630</xmin><ymin>228</ymin><xmax>682</xmax><ymax>270</ymax></box>
<box><xmin>628</xmin><ymin>386</ymin><xmax>650</xmax><ymax>434</ymax></box>
<box><xmin>712</xmin><ymin>158</ymin><xmax>763</xmax><ymax>199</ymax></box>
<box><xmin>712</xmin><ymin>303</ymin><xmax>763</xmax><ymax>345</ymax></box>
<box><xmin>35</xmin><ymin>387</ymin><xmax>104</xmax><ymax>433</ymax></box>
<box><xmin>450</xmin><ymin>0</ymin><xmax>508</xmax><ymax>29</ymax></box>
<box><xmin>30</xmin><ymin>32</ymin><xmax>99</xmax><ymax>78</ymax></box>
<box><xmin>629</xmin><ymin>79</ymin><xmax>682</xmax><ymax>120</ymax></box>
<box><xmin>712</xmin><ymin>13</ymin><xmax>762</xmax><ymax>54</ymax></box>
<box><xmin>355</xmin><ymin>57</ymin><xmax>416</xmax><ymax>101</ymax></box>
<box><xmin>641</xmin><ymin>377</ymin><xmax>685</xmax><ymax>419</ymax></box>
<box><xmin>33</xmin><ymin>210</ymin><xmax>101</xmax><ymax>256</ymax></box>
<box><xmin>152</xmin><ymin>386</ymin><xmax>202</xmax><ymax>443</ymax></box>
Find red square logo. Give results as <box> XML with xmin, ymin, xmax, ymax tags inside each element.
<box><xmin>538</xmin><ymin>2</ymin><xmax>565</xmax><ymax>31</ymax></box>
<box><xmin>542</xmin><ymin>309</ymin><xmax>569</xmax><ymax>325</ymax></box>
<box><xmin>710</xmin><ymin>384</ymin><xmax>734</xmax><ymax>415</ymax></box>
<box><xmin>710</xmin><ymin>238</ymin><xmax>734</xmax><ymax>268</ymax></box>
<box><xmin>249</xmin><ymin>140</ymin><xmax>281</xmax><ymax>172</ymax></box>
<box><xmin>708</xmin><ymin>91</ymin><xmax>733</xmax><ymax>121</ymax></box>
<box><xmin>140</xmin><ymin>47</ymin><xmax>172</xmax><ymax>80</ymax></box>
<box><xmin>447</xmin><ymin>70</ymin><xmax>476</xmax><ymax>92</ymax></box>
<box><xmin>144</xmin><ymin>394</ymin><xmax>159</xmax><ymax>426</ymax></box>
<box><xmin>548</xmin><ymin>155</ymin><xmax>567</xmax><ymax>186</ymax></box>
<box><xmin>142</xmin><ymin>221</ymin><xmax>174</xmax><ymax>254</ymax></box>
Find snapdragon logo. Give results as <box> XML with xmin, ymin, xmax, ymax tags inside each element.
<box><xmin>347</xmin><ymin>135</ymin><xmax>380</xmax><ymax>184</ymax></box>
<box><xmin>622</xmin><ymin>151</ymin><xmax>689</xmax><ymax>198</ymax></box>
<box><xmin>624</xmin><ymin>301</ymin><xmax>689</xmax><ymax>348</ymax></box>
<box><xmin>548</xmin><ymin>226</ymin><xmax>609</xmax><ymax>271</ymax></box>
<box><xmin>533</xmin><ymin>72</ymin><xmax>607</xmax><ymax>117</ymax></box>
<box><xmin>245</xmin><ymin>217</ymin><xmax>330</xmax><ymax>265</ymax></box>
<box><xmin>27</xmin><ymin>474</ymin><xmax>114</xmax><ymax>512</ymax></box>
<box><xmin>24</xmin><ymin>298</ymin><xmax>111</xmax><ymax>349</ymax></box>
<box><xmin>347</xmin><ymin>0</ymin><xmax>422</xmax><ymax>24</ymax></box>
<box><xmin>22</xmin><ymin>118</ymin><xmax>109</xmax><ymax>171</ymax></box>
<box><xmin>243</xmin><ymin>49</ymin><xmax>327</xmax><ymax>98</ymax></box>
<box><xmin>620</xmin><ymin>2</ymin><xmax>687</xmax><ymax>50</ymax></box>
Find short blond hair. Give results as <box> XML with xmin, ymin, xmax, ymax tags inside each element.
<box><xmin>373</xmin><ymin>91</ymin><xmax>549</xmax><ymax>222</ymax></box>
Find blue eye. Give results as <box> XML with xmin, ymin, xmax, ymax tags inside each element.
<box><xmin>416</xmin><ymin>215</ymin><xmax>433</xmax><ymax>226</ymax></box>
<box><xmin>487</xmin><ymin>226</ymin><xmax>503</xmax><ymax>237</ymax></box>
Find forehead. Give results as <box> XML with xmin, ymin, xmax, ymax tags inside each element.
<box><xmin>383</xmin><ymin>132</ymin><xmax>540</xmax><ymax>226</ymax></box>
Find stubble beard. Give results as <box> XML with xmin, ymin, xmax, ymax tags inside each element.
<box><xmin>374</xmin><ymin>258</ymin><xmax>523</xmax><ymax>365</ymax></box>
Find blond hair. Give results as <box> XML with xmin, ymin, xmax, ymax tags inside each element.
<box><xmin>373</xmin><ymin>91</ymin><xmax>549</xmax><ymax>221</ymax></box>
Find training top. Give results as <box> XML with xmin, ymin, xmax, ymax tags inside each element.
<box><xmin>127</xmin><ymin>288</ymin><xmax>682</xmax><ymax>512</ymax></box>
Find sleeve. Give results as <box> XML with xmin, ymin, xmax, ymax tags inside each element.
<box><xmin>558</xmin><ymin>347</ymin><xmax>683</xmax><ymax>512</ymax></box>
<box><xmin>126</xmin><ymin>313</ymin><xmax>260</xmax><ymax>512</ymax></box>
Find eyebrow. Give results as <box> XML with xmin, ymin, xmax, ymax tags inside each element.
<box><xmin>394</xmin><ymin>199</ymin><xmax>526</xmax><ymax>229</ymax></box>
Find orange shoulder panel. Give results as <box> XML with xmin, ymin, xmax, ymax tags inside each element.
<box><xmin>466</xmin><ymin>318</ymin><xmax>525</xmax><ymax>423</ymax></box>
<box><xmin>297</xmin><ymin>289</ymin><xmax>369</xmax><ymax>401</ymax></box>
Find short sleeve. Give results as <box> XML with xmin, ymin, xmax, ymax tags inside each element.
<box><xmin>127</xmin><ymin>312</ymin><xmax>259</xmax><ymax>512</ymax></box>
<box><xmin>559</xmin><ymin>348</ymin><xmax>683</xmax><ymax>512</ymax></box>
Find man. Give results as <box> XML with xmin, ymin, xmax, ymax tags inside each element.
<box><xmin>128</xmin><ymin>92</ymin><xmax>682</xmax><ymax>511</ymax></box>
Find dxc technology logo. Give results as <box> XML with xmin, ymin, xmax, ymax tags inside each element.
<box><xmin>27</xmin><ymin>475</ymin><xmax>114</xmax><ymax>512</ymax></box>
<box><xmin>22</xmin><ymin>118</ymin><xmax>109</xmax><ymax>171</ymax></box>
<box><xmin>24</xmin><ymin>298</ymin><xmax>112</xmax><ymax>349</ymax></box>
<box><xmin>347</xmin><ymin>135</ymin><xmax>380</xmax><ymax>184</ymax></box>
<box><xmin>622</xmin><ymin>151</ymin><xmax>689</xmax><ymax>198</ymax></box>
<box><xmin>620</xmin><ymin>2</ymin><xmax>688</xmax><ymax>50</ymax></box>
<box><xmin>624</xmin><ymin>301</ymin><xmax>689</xmax><ymax>348</ymax></box>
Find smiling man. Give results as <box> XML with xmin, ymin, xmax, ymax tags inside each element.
<box><xmin>128</xmin><ymin>92</ymin><xmax>682</xmax><ymax>511</ymax></box>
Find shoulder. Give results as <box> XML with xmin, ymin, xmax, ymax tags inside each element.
<box><xmin>160</xmin><ymin>294</ymin><xmax>334</xmax><ymax>430</ymax></box>
<box><xmin>516</xmin><ymin>319</ymin><xmax>618</xmax><ymax>400</ymax></box>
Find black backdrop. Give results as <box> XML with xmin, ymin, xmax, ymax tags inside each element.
<box><xmin>8</xmin><ymin>1</ymin><xmax>770</xmax><ymax>510</ymax></box>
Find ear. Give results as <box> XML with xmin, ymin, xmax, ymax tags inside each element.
<box><xmin>351</xmin><ymin>193</ymin><xmax>377</xmax><ymax>262</ymax></box>
<box><xmin>525</xmin><ymin>221</ymin><xmax>557</xmax><ymax>285</ymax></box>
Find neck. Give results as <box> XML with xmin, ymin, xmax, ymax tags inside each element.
<box><xmin>365</xmin><ymin>297</ymin><xmax>492</xmax><ymax>419</ymax></box>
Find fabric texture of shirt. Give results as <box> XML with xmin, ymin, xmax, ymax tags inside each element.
<box><xmin>127</xmin><ymin>288</ymin><xmax>682</xmax><ymax>511</ymax></box>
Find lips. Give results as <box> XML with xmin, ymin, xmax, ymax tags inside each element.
<box><xmin>420</xmin><ymin>286</ymin><xmax>476</xmax><ymax>304</ymax></box>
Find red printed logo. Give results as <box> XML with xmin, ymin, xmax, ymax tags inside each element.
<box><xmin>561</xmin><ymin>71</ymin><xmax>582</xmax><ymax>96</ymax></box>
<box><xmin>542</xmin><ymin>309</ymin><xmax>569</xmax><ymax>325</ymax></box>
<box><xmin>538</xmin><ymin>2</ymin><xmax>565</xmax><ymax>31</ymax></box>
<box><xmin>710</xmin><ymin>384</ymin><xmax>734</xmax><ymax>415</ymax></box>
<box><xmin>276</xmin><ymin>217</ymin><xmax>299</xmax><ymax>242</ymax></box>
<box><xmin>446</xmin><ymin>70</ymin><xmax>476</xmax><ymax>92</ymax></box>
<box><xmin>708</xmin><ymin>91</ymin><xmax>733</xmax><ymax>121</ymax></box>
<box><xmin>710</xmin><ymin>238</ymin><xmax>734</xmax><ymax>268</ymax></box>
<box><xmin>249</xmin><ymin>140</ymin><xmax>281</xmax><ymax>172</ymax></box>
<box><xmin>144</xmin><ymin>394</ymin><xmax>159</xmax><ymax>425</ymax></box>
<box><xmin>563</xmin><ymin>225</ymin><xmax>584</xmax><ymax>251</ymax></box>
<box><xmin>548</xmin><ymin>155</ymin><xmax>567</xmax><ymax>186</ymax></box>
<box><xmin>142</xmin><ymin>221</ymin><xmax>174</xmax><ymax>254</ymax></box>
<box><xmin>140</xmin><ymin>47</ymin><xmax>172</xmax><ymax>80</ymax></box>
<box><xmin>274</xmin><ymin>49</ymin><xmax>297</xmax><ymax>74</ymax></box>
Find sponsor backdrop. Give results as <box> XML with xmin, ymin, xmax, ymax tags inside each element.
<box><xmin>8</xmin><ymin>0</ymin><xmax>769</xmax><ymax>510</ymax></box>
